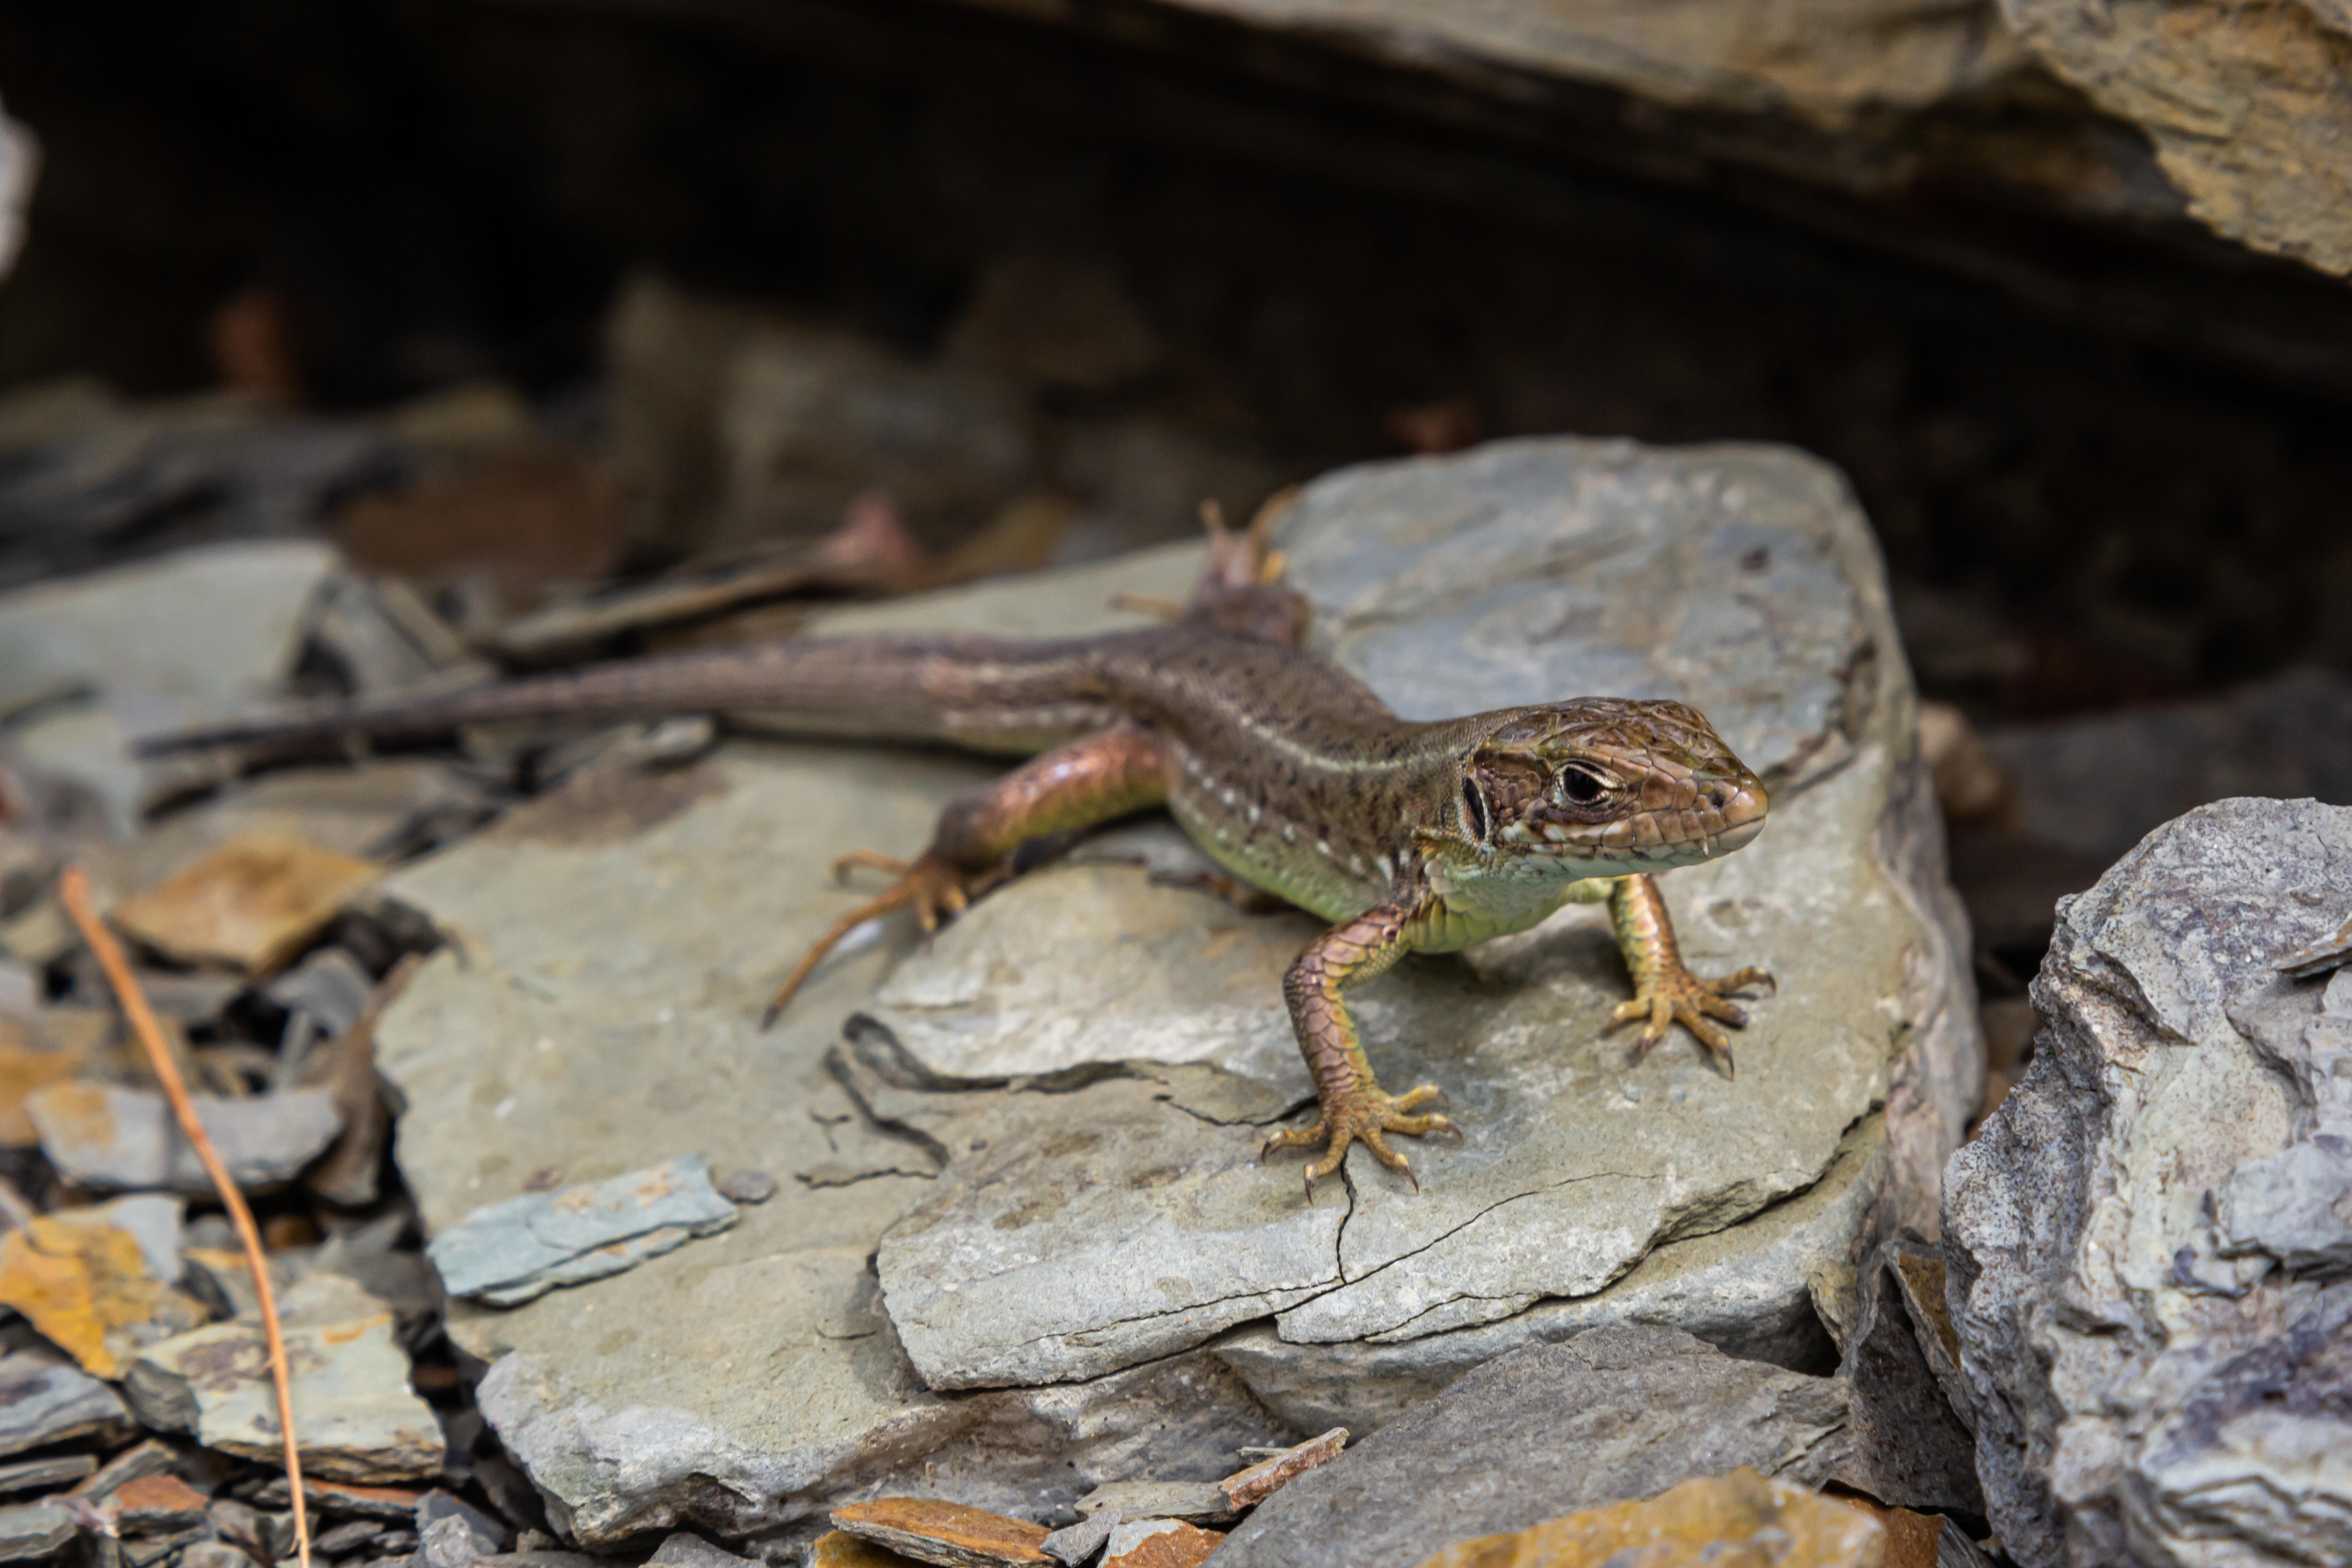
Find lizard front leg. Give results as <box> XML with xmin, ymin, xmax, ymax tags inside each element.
<box><xmin>764</xmin><ymin>724</ymin><xmax>1171</xmax><ymax>1023</ymax></box>
<box><xmin>1262</xmin><ymin>896</ymin><xmax>1458</xmax><ymax>1196</ymax></box>
<box><xmin>1603</xmin><ymin>872</ymin><xmax>1774</xmax><ymax>1075</ymax></box>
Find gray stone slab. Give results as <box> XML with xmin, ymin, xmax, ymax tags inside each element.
<box><xmin>1945</xmin><ymin>798</ymin><xmax>2352</xmax><ymax>1568</ymax></box>
<box><xmin>0</xmin><ymin>1504</ymin><xmax>74</xmax><ymax>1563</ymax></box>
<box><xmin>862</xmin><ymin>439</ymin><xmax>1978</xmax><ymax>1389</ymax></box>
<box><xmin>28</xmin><ymin>1084</ymin><xmax>342</xmax><ymax>1193</ymax></box>
<box><xmin>0</xmin><ymin>541</ymin><xmax>336</xmax><ymax>835</ymax></box>
<box><xmin>1210</xmin><ymin>1323</ymin><xmax>1854</xmax><ymax>1568</ymax></box>
<box><xmin>124</xmin><ymin>1274</ymin><xmax>445</xmax><ymax>1483</ymax></box>
<box><xmin>428</xmin><ymin>1156</ymin><xmax>738</xmax><ymax>1305</ymax></box>
<box><xmin>0</xmin><ymin>1352</ymin><xmax>132</xmax><ymax>1457</ymax></box>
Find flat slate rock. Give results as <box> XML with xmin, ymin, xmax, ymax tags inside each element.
<box><xmin>0</xmin><ymin>1504</ymin><xmax>75</xmax><ymax>1563</ymax></box>
<box><xmin>828</xmin><ymin>1499</ymin><xmax>1052</xmax><ymax>1567</ymax></box>
<box><xmin>1210</xmin><ymin>1323</ymin><xmax>1856</xmax><ymax>1568</ymax></box>
<box><xmin>427</xmin><ymin>1155</ymin><xmax>738</xmax><ymax>1304</ymax></box>
<box><xmin>376</xmin><ymin>545</ymin><xmax>1293</xmax><ymax>1549</ymax></box>
<box><xmin>861</xmin><ymin>438</ymin><xmax>1978</xmax><ymax>1390</ymax></box>
<box><xmin>28</xmin><ymin>1083</ymin><xmax>342</xmax><ymax>1193</ymax></box>
<box><xmin>125</xmin><ymin>1274</ymin><xmax>445</xmax><ymax>1483</ymax></box>
<box><xmin>0</xmin><ymin>1351</ymin><xmax>134</xmax><ymax>1456</ymax></box>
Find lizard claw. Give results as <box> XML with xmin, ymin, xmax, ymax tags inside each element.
<box><xmin>1606</xmin><ymin>963</ymin><xmax>1774</xmax><ymax>1077</ymax></box>
<box><xmin>763</xmin><ymin>851</ymin><xmax>989</xmax><ymax>1027</ymax></box>
<box><xmin>1261</xmin><ymin>1083</ymin><xmax>1459</xmax><ymax>1196</ymax></box>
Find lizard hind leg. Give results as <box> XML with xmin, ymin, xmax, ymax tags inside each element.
<box><xmin>760</xmin><ymin>852</ymin><xmax>990</xmax><ymax>1027</ymax></box>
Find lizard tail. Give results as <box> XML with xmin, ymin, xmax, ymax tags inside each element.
<box><xmin>131</xmin><ymin>634</ymin><xmax>1111</xmax><ymax>758</ymax></box>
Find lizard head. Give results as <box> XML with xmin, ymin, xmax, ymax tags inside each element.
<box><xmin>1438</xmin><ymin>697</ymin><xmax>1767</xmax><ymax>884</ymax></box>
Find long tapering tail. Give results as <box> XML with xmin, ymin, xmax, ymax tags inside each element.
<box><xmin>131</xmin><ymin>634</ymin><xmax>1114</xmax><ymax>758</ymax></box>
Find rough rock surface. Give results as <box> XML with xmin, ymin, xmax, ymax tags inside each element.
<box><xmin>2000</xmin><ymin>0</ymin><xmax>2352</xmax><ymax>274</ymax></box>
<box><xmin>1945</xmin><ymin>796</ymin><xmax>2352</xmax><ymax>1568</ymax></box>
<box><xmin>864</xmin><ymin>437</ymin><xmax>1978</xmax><ymax>1391</ymax></box>
<box><xmin>1210</xmin><ymin>1324</ymin><xmax>1854</xmax><ymax>1568</ymax></box>
<box><xmin>378</xmin><ymin>547</ymin><xmax>1293</xmax><ymax>1549</ymax></box>
<box><xmin>1147</xmin><ymin>0</ymin><xmax>2026</xmax><ymax>123</ymax></box>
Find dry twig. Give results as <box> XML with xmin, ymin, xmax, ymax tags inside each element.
<box><xmin>58</xmin><ymin>867</ymin><xmax>312</xmax><ymax>1568</ymax></box>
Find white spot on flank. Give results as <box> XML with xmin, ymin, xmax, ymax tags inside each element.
<box><xmin>1316</xmin><ymin>839</ymin><xmax>1333</xmax><ymax>858</ymax></box>
<box><xmin>494</xmin><ymin>1096</ymin><xmax>518</xmax><ymax>1120</ymax></box>
<box><xmin>1284</xmin><ymin>824</ymin><xmax>1298</xmax><ymax>842</ymax></box>
<box><xmin>1247</xmin><ymin>804</ymin><xmax>1262</xmax><ymax>823</ymax></box>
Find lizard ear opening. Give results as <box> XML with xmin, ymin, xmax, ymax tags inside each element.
<box><xmin>1460</xmin><ymin>775</ymin><xmax>1492</xmax><ymax>847</ymax></box>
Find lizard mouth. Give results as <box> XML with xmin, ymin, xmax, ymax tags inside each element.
<box><xmin>1503</xmin><ymin>776</ymin><xmax>1768</xmax><ymax>867</ymax></box>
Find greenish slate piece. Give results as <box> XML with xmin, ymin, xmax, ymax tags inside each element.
<box><xmin>427</xmin><ymin>1155</ymin><xmax>739</xmax><ymax>1304</ymax></box>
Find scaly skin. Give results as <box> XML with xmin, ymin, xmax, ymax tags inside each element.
<box><xmin>141</xmin><ymin>507</ymin><xmax>1773</xmax><ymax>1195</ymax></box>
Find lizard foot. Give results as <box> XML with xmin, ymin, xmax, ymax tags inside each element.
<box><xmin>762</xmin><ymin>851</ymin><xmax>996</xmax><ymax>1027</ymax></box>
<box><xmin>1261</xmin><ymin>1083</ymin><xmax>1457</xmax><ymax>1196</ymax></box>
<box><xmin>1606</xmin><ymin>960</ymin><xmax>1775</xmax><ymax>1077</ymax></box>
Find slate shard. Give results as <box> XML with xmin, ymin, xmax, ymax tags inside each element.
<box><xmin>426</xmin><ymin>1155</ymin><xmax>738</xmax><ymax>1306</ymax></box>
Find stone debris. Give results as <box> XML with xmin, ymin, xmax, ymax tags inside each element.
<box><xmin>807</xmin><ymin>1534</ymin><xmax>926</xmax><ymax>1568</ymax></box>
<box><xmin>67</xmin><ymin>1441</ymin><xmax>178</xmax><ymax>1501</ymax></box>
<box><xmin>0</xmin><ymin>1456</ymin><xmax>96</xmax><ymax>1496</ymax></box>
<box><xmin>110</xmin><ymin>831</ymin><xmax>380</xmax><ymax>974</ymax></box>
<box><xmin>125</xmin><ymin>1273</ymin><xmax>446</xmax><ymax>1483</ymax></box>
<box><xmin>0</xmin><ymin>1215</ymin><xmax>207</xmax><ymax>1377</ymax></box>
<box><xmin>27</xmin><ymin>1083</ymin><xmax>343</xmax><ymax>1192</ymax></box>
<box><xmin>1071</xmin><ymin>1483</ymin><xmax>1230</xmax><ymax>1526</ymax></box>
<box><xmin>1218</xmin><ymin>1426</ymin><xmax>1346</xmax><ymax>1510</ymax></box>
<box><xmin>0</xmin><ymin>1504</ymin><xmax>76</xmax><ymax>1563</ymax></box>
<box><xmin>416</xmin><ymin>1490</ymin><xmax>512</xmax><ymax>1557</ymax></box>
<box><xmin>646</xmin><ymin>1533</ymin><xmax>757</xmax><ymax>1568</ymax></box>
<box><xmin>0</xmin><ymin>541</ymin><xmax>340</xmax><ymax>834</ymax></box>
<box><xmin>1411</xmin><ymin>1467</ymin><xmax>1884</xmax><ymax>1568</ymax></box>
<box><xmin>110</xmin><ymin>1473</ymin><xmax>211</xmax><ymax>1533</ymax></box>
<box><xmin>314</xmin><ymin>1520</ymin><xmax>391</xmax><ymax>1556</ymax></box>
<box><xmin>1097</xmin><ymin>1519</ymin><xmax>1222</xmax><ymax>1568</ymax></box>
<box><xmin>1037</xmin><ymin>1512</ymin><xmax>1120</xmax><ymax>1567</ymax></box>
<box><xmin>1832</xmin><ymin>1239</ymin><xmax>1980</xmax><ymax>1515</ymax></box>
<box><xmin>1841</xmin><ymin>1499</ymin><xmax>1995</xmax><ymax>1568</ymax></box>
<box><xmin>46</xmin><ymin>1195</ymin><xmax>185</xmax><ymax>1284</ymax></box>
<box><xmin>1945</xmin><ymin>797</ymin><xmax>2352</xmax><ymax>1568</ymax></box>
<box><xmin>249</xmin><ymin>1478</ymin><xmax>424</xmax><ymax>1520</ymax></box>
<box><xmin>827</xmin><ymin>1499</ymin><xmax>1054</xmax><ymax>1567</ymax></box>
<box><xmin>714</xmin><ymin>1169</ymin><xmax>776</xmax><ymax>1205</ymax></box>
<box><xmin>1211</xmin><ymin>1325</ymin><xmax>1857</xmax><ymax>1568</ymax></box>
<box><xmin>180</xmin><ymin>1543</ymin><xmax>255</xmax><ymax>1568</ymax></box>
<box><xmin>426</xmin><ymin>1155</ymin><xmax>739</xmax><ymax>1306</ymax></box>
<box><xmin>0</xmin><ymin>1350</ymin><xmax>134</xmax><ymax>1455</ymax></box>
<box><xmin>0</xmin><ymin>1011</ymin><xmax>99</xmax><ymax>1147</ymax></box>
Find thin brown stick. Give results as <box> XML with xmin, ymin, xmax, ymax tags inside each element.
<box><xmin>58</xmin><ymin>867</ymin><xmax>311</xmax><ymax>1568</ymax></box>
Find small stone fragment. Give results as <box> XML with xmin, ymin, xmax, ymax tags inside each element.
<box><xmin>178</xmin><ymin>1543</ymin><xmax>254</xmax><ymax>1568</ymax></box>
<box><xmin>0</xmin><ymin>1456</ymin><xmax>94</xmax><ymax>1497</ymax></box>
<box><xmin>0</xmin><ymin>1504</ymin><xmax>74</xmax><ymax>1563</ymax></box>
<box><xmin>0</xmin><ymin>1014</ymin><xmax>96</xmax><ymax>1147</ymax></box>
<box><xmin>1072</xmin><ymin>1484</ymin><xmax>1231</xmax><ymax>1526</ymax></box>
<box><xmin>715</xmin><ymin>1169</ymin><xmax>776</xmax><ymax>1205</ymax></box>
<box><xmin>646</xmin><ymin>1533</ymin><xmax>755</xmax><ymax>1568</ymax></box>
<box><xmin>26</xmin><ymin>1083</ymin><xmax>343</xmax><ymax>1193</ymax></box>
<box><xmin>110</xmin><ymin>832</ymin><xmax>380</xmax><ymax>975</ymax></box>
<box><xmin>1833</xmin><ymin>1497</ymin><xmax>1988</xmax><ymax>1568</ymax></box>
<box><xmin>0</xmin><ymin>1351</ymin><xmax>133</xmax><ymax>1456</ymax></box>
<box><xmin>110</xmin><ymin>1474</ymin><xmax>210</xmax><ymax>1534</ymax></box>
<box><xmin>806</xmin><ymin>1535</ymin><xmax>926</xmax><ymax>1568</ymax></box>
<box><xmin>67</xmin><ymin>1441</ymin><xmax>176</xmax><ymax>1501</ymax></box>
<box><xmin>248</xmin><ymin>1478</ymin><xmax>422</xmax><ymax>1520</ymax></box>
<box><xmin>828</xmin><ymin>1499</ymin><xmax>1054</xmax><ymax>1567</ymax></box>
<box><xmin>1099</xmin><ymin>1519</ymin><xmax>1223</xmax><ymax>1568</ymax></box>
<box><xmin>1038</xmin><ymin>1512</ymin><xmax>1119</xmax><ymax>1567</ymax></box>
<box><xmin>1413</xmin><ymin>1468</ymin><xmax>1883</xmax><ymax>1568</ymax></box>
<box><xmin>125</xmin><ymin>1274</ymin><xmax>444</xmax><ymax>1483</ymax></box>
<box><xmin>421</xmin><ymin>1515</ymin><xmax>478</xmax><ymax>1568</ymax></box>
<box><xmin>47</xmin><ymin>1196</ymin><xmax>186</xmax><ymax>1286</ymax></box>
<box><xmin>315</xmin><ymin>1521</ymin><xmax>387</xmax><ymax>1556</ymax></box>
<box><xmin>1219</xmin><ymin>1426</ymin><xmax>1346</xmax><ymax>1509</ymax></box>
<box><xmin>0</xmin><ymin>1217</ymin><xmax>206</xmax><ymax>1377</ymax></box>
<box><xmin>426</xmin><ymin>1155</ymin><xmax>738</xmax><ymax>1306</ymax></box>
<box><xmin>415</xmin><ymin>1492</ymin><xmax>510</xmax><ymax>1557</ymax></box>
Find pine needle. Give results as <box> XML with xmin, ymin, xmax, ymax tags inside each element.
<box><xmin>58</xmin><ymin>867</ymin><xmax>312</xmax><ymax>1568</ymax></box>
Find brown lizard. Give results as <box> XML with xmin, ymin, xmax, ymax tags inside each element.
<box><xmin>139</xmin><ymin>510</ymin><xmax>1771</xmax><ymax>1193</ymax></box>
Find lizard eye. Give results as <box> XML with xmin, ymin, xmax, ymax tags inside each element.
<box><xmin>1559</xmin><ymin>764</ymin><xmax>1609</xmax><ymax>804</ymax></box>
<box><xmin>1460</xmin><ymin>776</ymin><xmax>1491</xmax><ymax>845</ymax></box>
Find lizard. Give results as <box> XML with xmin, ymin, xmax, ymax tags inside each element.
<box><xmin>137</xmin><ymin>507</ymin><xmax>1773</xmax><ymax>1194</ymax></box>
